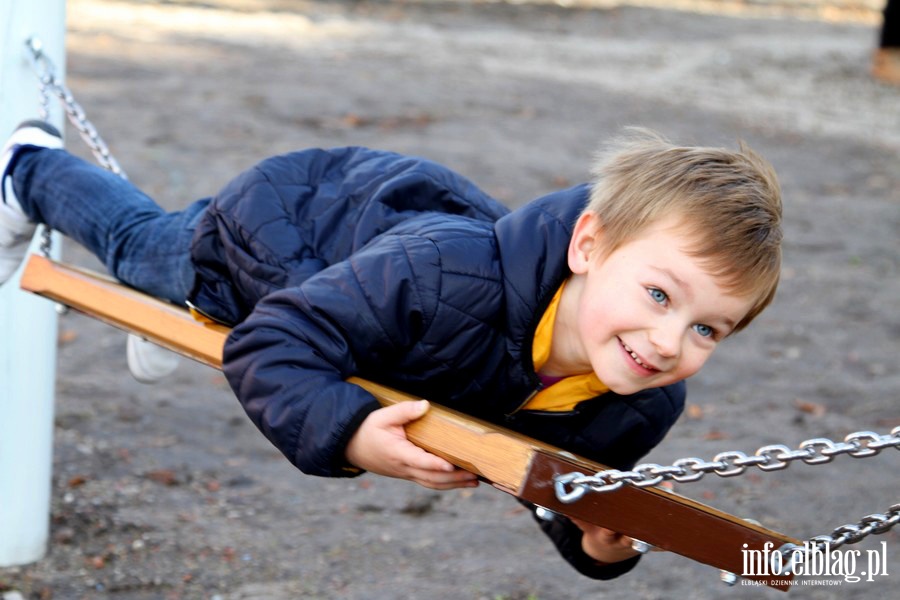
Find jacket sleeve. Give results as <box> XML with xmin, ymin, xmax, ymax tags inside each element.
<box><xmin>520</xmin><ymin>500</ymin><xmax>642</xmax><ymax>580</ymax></box>
<box><xmin>223</xmin><ymin>232</ymin><xmax>441</xmax><ymax>477</ymax></box>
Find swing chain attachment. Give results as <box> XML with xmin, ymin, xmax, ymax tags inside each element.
<box><xmin>553</xmin><ymin>426</ymin><xmax>900</xmax><ymax>502</ymax></box>
<box><xmin>24</xmin><ymin>36</ymin><xmax>128</xmax><ymax>258</ymax></box>
<box><xmin>24</xmin><ymin>36</ymin><xmax>127</xmax><ymax>180</ymax></box>
<box><xmin>772</xmin><ymin>503</ymin><xmax>900</xmax><ymax>574</ymax></box>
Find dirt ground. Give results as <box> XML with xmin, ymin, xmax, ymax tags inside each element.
<box><xmin>1</xmin><ymin>0</ymin><xmax>898</xmax><ymax>598</ymax></box>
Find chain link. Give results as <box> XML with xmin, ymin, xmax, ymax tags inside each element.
<box><xmin>773</xmin><ymin>503</ymin><xmax>900</xmax><ymax>574</ymax></box>
<box><xmin>25</xmin><ymin>37</ymin><xmax>127</xmax><ymax>179</ymax></box>
<box><xmin>554</xmin><ymin>426</ymin><xmax>900</xmax><ymax>503</ymax></box>
<box><xmin>24</xmin><ymin>37</ymin><xmax>128</xmax><ymax>257</ymax></box>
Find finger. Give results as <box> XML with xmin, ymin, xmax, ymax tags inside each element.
<box><xmin>398</xmin><ymin>441</ymin><xmax>458</xmax><ymax>473</ymax></box>
<box><xmin>406</xmin><ymin>465</ymin><xmax>478</xmax><ymax>485</ymax></box>
<box><xmin>374</xmin><ymin>400</ymin><xmax>430</xmax><ymax>426</ymax></box>
<box><xmin>593</xmin><ymin>526</ymin><xmax>624</xmax><ymax>541</ymax></box>
<box><xmin>571</xmin><ymin>518</ymin><xmax>611</xmax><ymax>534</ymax></box>
<box><xmin>597</xmin><ymin>530</ymin><xmax>634</xmax><ymax>549</ymax></box>
<box><xmin>412</xmin><ymin>477</ymin><xmax>479</xmax><ymax>491</ymax></box>
<box><xmin>572</xmin><ymin>521</ymin><xmax>630</xmax><ymax>544</ymax></box>
<box><xmin>601</xmin><ymin>532</ymin><xmax>634</xmax><ymax>549</ymax></box>
<box><xmin>408</xmin><ymin>469</ymin><xmax>480</xmax><ymax>490</ymax></box>
<box><xmin>411</xmin><ymin>478</ymin><xmax>474</xmax><ymax>491</ymax></box>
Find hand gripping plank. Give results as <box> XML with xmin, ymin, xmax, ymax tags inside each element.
<box><xmin>20</xmin><ymin>255</ymin><xmax>797</xmax><ymax>589</ymax></box>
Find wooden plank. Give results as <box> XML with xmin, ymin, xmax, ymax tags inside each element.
<box><xmin>349</xmin><ymin>379</ymin><xmax>794</xmax><ymax>589</ymax></box>
<box><xmin>347</xmin><ymin>378</ymin><xmax>535</xmax><ymax>493</ymax></box>
<box><xmin>20</xmin><ymin>255</ymin><xmax>229</xmax><ymax>368</ymax></box>
<box><xmin>522</xmin><ymin>452</ymin><xmax>793</xmax><ymax>588</ymax></box>
<box><xmin>20</xmin><ymin>255</ymin><xmax>537</xmax><ymax>491</ymax></box>
<box><xmin>20</xmin><ymin>254</ymin><xmax>798</xmax><ymax>588</ymax></box>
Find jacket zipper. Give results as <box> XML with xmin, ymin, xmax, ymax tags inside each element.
<box><xmin>185</xmin><ymin>300</ymin><xmax>230</xmax><ymax>326</ymax></box>
<box><xmin>505</xmin><ymin>275</ymin><xmax>570</xmax><ymax>418</ymax></box>
<box><xmin>506</xmin><ymin>383</ymin><xmax>542</xmax><ymax>418</ymax></box>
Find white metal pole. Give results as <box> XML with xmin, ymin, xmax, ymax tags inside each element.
<box><xmin>0</xmin><ymin>0</ymin><xmax>65</xmax><ymax>567</ymax></box>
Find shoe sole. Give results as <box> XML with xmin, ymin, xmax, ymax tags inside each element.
<box><xmin>0</xmin><ymin>120</ymin><xmax>63</xmax><ymax>284</ymax></box>
<box><xmin>16</xmin><ymin>119</ymin><xmax>62</xmax><ymax>139</ymax></box>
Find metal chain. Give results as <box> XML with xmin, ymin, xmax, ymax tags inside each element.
<box><xmin>809</xmin><ymin>503</ymin><xmax>900</xmax><ymax>551</ymax></box>
<box><xmin>773</xmin><ymin>503</ymin><xmax>900</xmax><ymax>573</ymax></box>
<box><xmin>554</xmin><ymin>426</ymin><xmax>900</xmax><ymax>503</ymax></box>
<box><xmin>24</xmin><ymin>37</ymin><xmax>128</xmax><ymax>257</ymax></box>
<box><xmin>25</xmin><ymin>37</ymin><xmax>127</xmax><ymax>177</ymax></box>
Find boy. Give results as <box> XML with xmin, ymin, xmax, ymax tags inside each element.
<box><xmin>0</xmin><ymin>122</ymin><xmax>781</xmax><ymax>579</ymax></box>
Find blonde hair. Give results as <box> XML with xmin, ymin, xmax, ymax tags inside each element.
<box><xmin>586</xmin><ymin>128</ymin><xmax>782</xmax><ymax>332</ymax></box>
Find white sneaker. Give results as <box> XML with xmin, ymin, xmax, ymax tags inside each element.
<box><xmin>127</xmin><ymin>334</ymin><xmax>180</xmax><ymax>384</ymax></box>
<box><xmin>0</xmin><ymin>120</ymin><xmax>63</xmax><ymax>284</ymax></box>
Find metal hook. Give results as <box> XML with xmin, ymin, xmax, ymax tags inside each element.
<box><xmin>553</xmin><ymin>472</ymin><xmax>587</xmax><ymax>504</ymax></box>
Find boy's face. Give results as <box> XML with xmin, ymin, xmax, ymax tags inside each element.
<box><xmin>561</xmin><ymin>212</ymin><xmax>755</xmax><ymax>395</ymax></box>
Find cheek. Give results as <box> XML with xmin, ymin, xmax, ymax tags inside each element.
<box><xmin>675</xmin><ymin>346</ymin><xmax>714</xmax><ymax>378</ymax></box>
<box><xmin>577</xmin><ymin>302</ymin><xmax>621</xmax><ymax>347</ymax></box>
<box><xmin>583</xmin><ymin>299</ymin><xmax>644</xmax><ymax>338</ymax></box>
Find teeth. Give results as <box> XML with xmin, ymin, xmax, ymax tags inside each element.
<box><xmin>622</xmin><ymin>342</ymin><xmax>646</xmax><ymax>367</ymax></box>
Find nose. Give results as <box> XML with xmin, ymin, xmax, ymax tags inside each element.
<box><xmin>648</xmin><ymin>321</ymin><xmax>682</xmax><ymax>360</ymax></box>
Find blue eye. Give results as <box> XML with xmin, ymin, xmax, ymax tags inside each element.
<box><xmin>694</xmin><ymin>324</ymin><xmax>714</xmax><ymax>338</ymax></box>
<box><xmin>648</xmin><ymin>288</ymin><xmax>668</xmax><ymax>304</ymax></box>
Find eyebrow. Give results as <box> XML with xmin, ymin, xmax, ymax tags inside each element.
<box><xmin>650</xmin><ymin>266</ymin><xmax>737</xmax><ymax>331</ymax></box>
<box><xmin>650</xmin><ymin>266</ymin><xmax>692</xmax><ymax>299</ymax></box>
<box><xmin>719</xmin><ymin>316</ymin><xmax>738</xmax><ymax>333</ymax></box>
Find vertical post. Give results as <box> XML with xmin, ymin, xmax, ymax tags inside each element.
<box><xmin>0</xmin><ymin>0</ymin><xmax>65</xmax><ymax>567</ymax></box>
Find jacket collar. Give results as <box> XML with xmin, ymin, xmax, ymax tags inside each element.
<box><xmin>492</xmin><ymin>184</ymin><xmax>591</xmax><ymax>409</ymax></box>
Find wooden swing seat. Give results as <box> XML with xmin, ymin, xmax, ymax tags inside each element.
<box><xmin>20</xmin><ymin>254</ymin><xmax>797</xmax><ymax>590</ymax></box>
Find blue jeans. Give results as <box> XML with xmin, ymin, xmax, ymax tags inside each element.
<box><xmin>10</xmin><ymin>148</ymin><xmax>207</xmax><ymax>304</ymax></box>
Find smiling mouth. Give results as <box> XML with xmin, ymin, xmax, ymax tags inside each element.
<box><xmin>619</xmin><ymin>338</ymin><xmax>659</xmax><ymax>372</ymax></box>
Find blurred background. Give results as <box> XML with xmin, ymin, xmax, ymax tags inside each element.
<box><xmin>1</xmin><ymin>1</ymin><xmax>897</xmax><ymax>598</ymax></box>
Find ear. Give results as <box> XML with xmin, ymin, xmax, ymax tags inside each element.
<box><xmin>567</xmin><ymin>212</ymin><xmax>603</xmax><ymax>274</ymax></box>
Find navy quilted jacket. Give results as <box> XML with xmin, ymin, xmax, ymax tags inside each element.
<box><xmin>187</xmin><ymin>147</ymin><xmax>685</xmax><ymax>579</ymax></box>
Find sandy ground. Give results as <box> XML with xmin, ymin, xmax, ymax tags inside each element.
<box><xmin>1</xmin><ymin>0</ymin><xmax>898</xmax><ymax>598</ymax></box>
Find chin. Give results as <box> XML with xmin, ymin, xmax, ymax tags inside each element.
<box><xmin>606</xmin><ymin>376</ymin><xmax>668</xmax><ymax>396</ymax></box>
<box><xmin>604</xmin><ymin>380</ymin><xmax>643</xmax><ymax>396</ymax></box>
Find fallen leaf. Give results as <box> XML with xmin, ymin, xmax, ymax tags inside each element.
<box><xmin>686</xmin><ymin>404</ymin><xmax>705</xmax><ymax>420</ymax></box>
<box><xmin>794</xmin><ymin>399</ymin><xmax>826</xmax><ymax>417</ymax></box>
<box><xmin>67</xmin><ymin>475</ymin><xmax>88</xmax><ymax>488</ymax></box>
<box><xmin>58</xmin><ymin>329</ymin><xmax>78</xmax><ymax>346</ymax></box>
<box><xmin>703</xmin><ymin>429</ymin><xmax>728</xmax><ymax>441</ymax></box>
<box><xmin>340</xmin><ymin>113</ymin><xmax>365</xmax><ymax>128</ymax></box>
<box><xmin>145</xmin><ymin>469</ymin><xmax>180</xmax><ymax>486</ymax></box>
